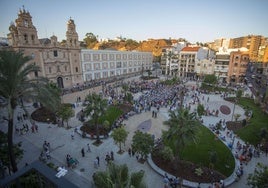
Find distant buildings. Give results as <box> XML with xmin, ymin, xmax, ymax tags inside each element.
<box><xmin>4</xmin><ymin>8</ymin><xmax>153</xmax><ymax>89</ymax></box>
<box><xmin>229</xmin><ymin>35</ymin><xmax>266</xmax><ymax>62</ymax></box>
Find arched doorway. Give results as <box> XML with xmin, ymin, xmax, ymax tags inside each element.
<box><xmin>57</xmin><ymin>77</ymin><xmax>64</xmax><ymax>88</ymax></box>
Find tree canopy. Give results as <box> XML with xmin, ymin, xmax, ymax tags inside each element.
<box><xmin>93</xmin><ymin>162</ymin><xmax>146</xmax><ymax>188</ymax></box>
<box><xmin>247</xmin><ymin>163</ymin><xmax>268</xmax><ymax>188</ymax></box>
<box><xmin>163</xmin><ymin>108</ymin><xmax>200</xmax><ymax>159</ymax></box>
<box><xmin>111</xmin><ymin>127</ymin><xmax>129</xmax><ymax>153</ymax></box>
<box><xmin>131</xmin><ymin>131</ymin><xmax>154</xmax><ymax>160</ymax></box>
<box><xmin>0</xmin><ymin>49</ymin><xmax>60</xmax><ymax>172</ymax></box>
<box><xmin>84</xmin><ymin>93</ymin><xmax>108</xmax><ymax>143</ymax></box>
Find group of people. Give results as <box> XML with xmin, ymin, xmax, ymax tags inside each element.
<box><xmin>39</xmin><ymin>141</ymin><xmax>51</xmax><ymax>162</ymax></box>
<box><xmin>66</xmin><ymin>154</ymin><xmax>79</xmax><ymax>168</ymax></box>
<box><xmin>163</xmin><ymin>173</ymin><xmax>179</xmax><ymax>188</ymax></box>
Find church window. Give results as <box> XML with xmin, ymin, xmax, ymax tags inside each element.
<box><xmin>65</xmin><ymin>66</ymin><xmax>67</xmax><ymax>71</ymax></box>
<box><xmin>75</xmin><ymin>67</ymin><xmax>78</xmax><ymax>72</ymax></box>
<box><xmin>57</xmin><ymin>65</ymin><xmax>60</xmax><ymax>72</ymax></box>
<box><xmin>54</xmin><ymin>50</ymin><xmax>58</xmax><ymax>57</ymax></box>
<box><xmin>24</xmin><ymin>20</ymin><xmax>28</xmax><ymax>27</ymax></box>
<box><xmin>31</xmin><ymin>35</ymin><xmax>35</xmax><ymax>42</ymax></box>
<box><xmin>49</xmin><ymin>67</ymin><xmax>52</xmax><ymax>73</ymax></box>
<box><xmin>24</xmin><ymin>34</ymin><xmax>28</xmax><ymax>44</ymax></box>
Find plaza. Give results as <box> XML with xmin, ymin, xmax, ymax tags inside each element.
<box><xmin>1</xmin><ymin>79</ymin><xmax>268</xmax><ymax>188</ymax></box>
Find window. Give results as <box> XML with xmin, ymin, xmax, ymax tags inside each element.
<box><xmin>75</xmin><ymin>67</ymin><xmax>78</xmax><ymax>72</ymax></box>
<box><xmin>54</xmin><ymin>50</ymin><xmax>58</xmax><ymax>57</ymax></box>
<box><xmin>116</xmin><ymin>62</ymin><xmax>122</xmax><ymax>68</ymax></box>
<box><xmin>57</xmin><ymin>65</ymin><xmax>60</xmax><ymax>72</ymax></box>
<box><xmin>65</xmin><ymin>66</ymin><xmax>67</xmax><ymax>71</ymax></box>
<box><xmin>49</xmin><ymin>67</ymin><xmax>52</xmax><ymax>73</ymax></box>
<box><xmin>34</xmin><ymin>71</ymin><xmax>38</xmax><ymax>77</ymax></box>
<box><xmin>24</xmin><ymin>34</ymin><xmax>28</xmax><ymax>43</ymax></box>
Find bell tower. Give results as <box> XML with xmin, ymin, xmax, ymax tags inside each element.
<box><xmin>7</xmin><ymin>7</ymin><xmax>40</xmax><ymax>47</ymax></box>
<box><xmin>66</xmin><ymin>18</ymin><xmax>79</xmax><ymax>48</ymax></box>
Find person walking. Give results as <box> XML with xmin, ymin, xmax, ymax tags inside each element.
<box><xmin>87</xmin><ymin>143</ymin><xmax>91</xmax><ymax>152</ymax></box>
<box><xmin>71</xmin><ymin>131</ymin><xmax>74</xmax><ymax>140</ymax></box>
<box><xmin>96</xmin><ymin>156</ymin><xmax>100</xmax><ymax>167</ymax></box>
<box><xmin>81</xmin><ymin>148</ymin><xmax>85</xmax><ymax>157</ymax></box>
<box><xmin>94</xmin><ymin>158</ymin><xmax>98</xmax><ymax>168</ymax></box>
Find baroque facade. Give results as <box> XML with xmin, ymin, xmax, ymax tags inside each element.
<box><xmin>7</xmin><ymin>8</ymin><xmax>83</xmax><ymax>88</ymax></box>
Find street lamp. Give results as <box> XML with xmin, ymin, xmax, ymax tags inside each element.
<box><xmin>231</xmin><ymin>99</ymin><xmax>237</xmax><ymax>122</ymax></box>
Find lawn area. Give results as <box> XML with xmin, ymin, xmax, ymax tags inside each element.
<box><xmin>235</xmin><ymin>98</ymin><xmax>268</xmax><ymax>146</ymax></box>
<box><xmin>180</xmin><ymin>125</ymin><xmax>235</xmax><ymax>176</ymax></box>
<box><xmin>200</xmin><ymin>83</ymin><xmax>231</xmax><ymax>93</ymax></box>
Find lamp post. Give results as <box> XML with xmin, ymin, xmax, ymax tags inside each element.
<box><xmin>231</xmin><ymin>99</ymin><xmax>237</xmax><ymax>122</ymax></box>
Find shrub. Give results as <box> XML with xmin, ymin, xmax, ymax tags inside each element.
<box><xmin>159</xmin><ymin>146</ymin><xmax>174</xmax><ymax>161</ymax></box>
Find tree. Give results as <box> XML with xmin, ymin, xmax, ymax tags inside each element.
<box><xmin>84</xmin><ymin>93</ymin><xmax>108</xmax><ymax>143</ymax></box>
<box><xmin>83</xmin><ymin>32</ymin><xmax>98</xmax><ymax>49</ymax></box>
<box><xmin>0</xmin><ymin>50</ymin><xmax>60</xmax><ymax>173</ymax></box>
<box><xmin>247</xmin><ymin>163</ymin><xmax>268</xmax><ymax>188</ymax></box>
<box><xmin>162</xmin><ymin>108</ymin><xmax>199</xmax><ymax>160</ymax></box>
<box><xmin>111</xmin><ymin>127</ymin><xmax>128</xmax><ymax>153</ymax></box>
<box><xmin>131</xmin><ymin>131</ymin><xmax>154</xmax><ymax>160</ymax></box>
<box><xmin>236</xmin><ymin>89</ymin><xmax>243</xmax><ymax>102</ymax></box>
<box><xmin>57</xmin><ymin>104</ymin><xmax>75</xmax><ymax>128</ymax></box>
<box><xmin>203</xmin><ymin>75</ymin><xmax>217</xmax><ymax>91</ymax></box>
<box><xmin>0</xmin><ymin>131</ymin><xmax>23</xmax><ymax>177</ymax></box>
<box><xmin>197</xmin><ymin>103</ymin><xmax>205</xmax><ymax>117</ymax></box>
<box><xmin>121</xmin><ymin>83</ymin><xmax>129</xmax><ymax>100</ymax></box>
<box><xmin>93</xmin><ymin>162</ymin><xmax>146</xmax><ymax>188</ymax></box>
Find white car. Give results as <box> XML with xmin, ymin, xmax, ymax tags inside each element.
<box><xmin>248</xmin><ymin>83</ymin><xmax>253</xmax><ymax>88</ymax></box>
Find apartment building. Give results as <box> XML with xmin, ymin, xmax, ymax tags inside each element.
<box><xmin>228</xmin><ymin>51</ymin><xmax>250</xmax><ymax>84</ymax></box>
<box><xmin>209</xmin><ymin>38</ymin><xmax>230</xmax><ymax>51</ymax></box>
<box><xmin>215</xmin><ymin>53</ymin><xmax>230</xmax><ymax>84</ymax></box>
<box><xmin>7</xmin><ymin>8</ymin><xmax>83</xmax><ymax>88</ymax></box>
<box><xmin>81</xmin><ymin>49</ymin><xmax>153</xmax><ymax>81</ymax></box>
<box><xmin>178</xmin><ymin>47</ymin><xmax>200</xmax><ymax>78</ymax></box>
<box><xmin>229</xmin><ymin>35</ymin><xmax>266</xmax><ymax>62</ymax></box>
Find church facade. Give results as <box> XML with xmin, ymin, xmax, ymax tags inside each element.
<box><xmin>7</xmin><ymin>8</ymin><xmax>83</xmax><ymax>88</ymax></box>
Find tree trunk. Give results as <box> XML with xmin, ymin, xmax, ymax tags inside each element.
<box><xmin>7</xmin><ymin>118</ymin><xmax>18</xmax><ymax>173</ymax></box>
<box><xmin>96</xmin><ymin>123</ymin><xmax>100</xmax><ymax>143</ymax></box>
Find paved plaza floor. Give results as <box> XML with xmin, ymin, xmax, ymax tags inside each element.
<box><xmin>1</xmin><ymin>80</ymin><xmax>268</xmax><ymax>188</ymax></box>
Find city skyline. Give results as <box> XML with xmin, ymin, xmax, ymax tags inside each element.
<box><xmin>1</xmin><ymin>0</ymin><xmax>268</xmax><ymax>43</ymax></box>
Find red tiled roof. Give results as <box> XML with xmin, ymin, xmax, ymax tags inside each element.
<box><xmin>181</xmin><ymin>47</ymin><xmax>200</xmax><ymax>52</ymax></box>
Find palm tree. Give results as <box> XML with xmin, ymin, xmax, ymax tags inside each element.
<box><xmin>93</xmin><ymin>162</ymin><xmax>146</xmax><ymax>188</ymax></box>
<box><xmin>84</xmin><ymin>93</ymin><xmax>108</xmax><ymax>144</ymax></box>
<box><xmin>0</xmin><ymin>50</ymin><xmax>60</xmax><ymax>173</ymax></box>
<box><xmin>163</xmin><ymin>108</ymin><xmax>199</xmax><ymax>161</ymax></box>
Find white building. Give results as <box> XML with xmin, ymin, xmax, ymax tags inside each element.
<box><xmin>81</xmin><ymin>49</ymin><xmax>153</xmax><ymax>81</ymax></box>
<box><xmin>195</xmin><ymin>47</ymin><xmax>216</xmax><ymax>77</ymax></box>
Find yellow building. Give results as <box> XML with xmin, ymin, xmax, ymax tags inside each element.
<box><xmin>7</xmin><ymin>8</ymin><xmax>83</xmax><ymax>88</ymax></box>
<box><xmin>229</xmin><ymin>35</ymin><xmax>266</xmax><ymax>62</ymax></box>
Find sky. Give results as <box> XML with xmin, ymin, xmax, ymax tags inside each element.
<box><xmin>1</xmin><ymin>0</ymin><xmax>268</xmax><ymax>43</ymax></box>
